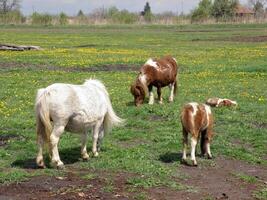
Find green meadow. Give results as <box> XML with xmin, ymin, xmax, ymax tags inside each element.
<box><xmin>0</xmin><ymin>24</ymin><xmax>266</xmax><ymax>198</ymax></box>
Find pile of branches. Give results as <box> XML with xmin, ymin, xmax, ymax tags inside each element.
<box><xmin>0</xmin><ymin>44</ymin><xmax>41</xmax><ymax>51</ymax></box>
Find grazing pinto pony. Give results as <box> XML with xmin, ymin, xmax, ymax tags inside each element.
<box><xmin>180</xmin><ymin>103</ymin><xmax>214</xmax><ymax>166</ymax></box>
<box><xmin>130</xmin><ymin>56</ymin><xmax>178</xmax><ymax>106</ymax></box>
<box><xmin>35</xmin><ymin>79</ymin><xmax>123</xmax><ymax>169</ymax></box>
<box><xmin>206</xmin><ymin>97</ymin><xmax>237</xmax><ymax>107</ymax></box>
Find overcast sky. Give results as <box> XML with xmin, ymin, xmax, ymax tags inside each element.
<box><xmin>21</xmin><ymin>0</ymin><xmax>249</xmax><ymax>16</ymax></box>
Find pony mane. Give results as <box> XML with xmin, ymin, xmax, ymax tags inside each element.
<box><xmin>84</xmin><ymin>79</ymin><xmax>108</xmax><ymax>95</ymax></box>
<box><xmin>137</xmin><ymin>74</ymin><xmax>148</xmax><ymax>96</ymax></box>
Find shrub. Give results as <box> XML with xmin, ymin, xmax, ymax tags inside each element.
<box><xmin>0</xmin><ymin>10</ymin><xmax>25</xmax><ymax>24</ymax></box>
<box><xmin>191</xmin><ymin>0</ymin><xmax>213</xmax><ymax>22</ymax></box>
<box><xmin>106</xmin><ymin>6</ymin><xmax>138</xmax><ymax>24</ymax></box>
<box><xmin>31</xmin><ymin>12</ymin><xmax>52</xmax><ymax>25</ymax></box>
<box><xmin>59</xmin><ymin>12</ymin><xmax>68</xmax><ymax>25</ymax></box>
<box><xmin>212</xmin><ymin>0</ymin><xmax>239</xmax><ymax>20</ymax></box>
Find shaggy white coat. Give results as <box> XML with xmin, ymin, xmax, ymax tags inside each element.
<box><xmin>35</xmin><ymin>79</ymin><xmax>123</xmax><ymax>168</ymax></box>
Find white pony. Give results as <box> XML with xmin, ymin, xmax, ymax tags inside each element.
<box><xmin>35</xmin><ymin>79</ymin><xmax>124</xmax><ymax>169</ymax></box>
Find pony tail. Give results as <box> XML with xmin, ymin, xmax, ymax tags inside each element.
<box><xmin>35</xmin><ymin>89</ymin><xmax>52</xmax><ymax>143</ymax></box>
<box><xmin>104</xmin><ymin>98</ymin><xmax>124</xmax><ymax>134</ymax></box>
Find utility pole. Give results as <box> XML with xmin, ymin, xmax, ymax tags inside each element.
<box><xmin>181</xmin><ymin>0</ymin><xmax>184</xmax><ymax>16</ymax></box>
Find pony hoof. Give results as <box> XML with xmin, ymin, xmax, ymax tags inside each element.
<box><xmin>181</xmin><ymin>159</ymin><xmax>187</xmax><ymax>164</ymax></box>
<box><xmin>36</xmin><ymin>160</ymin><xmax>46</xmax><ymax>169</ymax></box>
<box><xmin>37</xmin><ymin>164</ymin><xmax>46</xmax><ymax>169</ymax></box>
<box><xmin>82</xmin><ymin>154</ymin><xmax>90</xmax><ymax>160</ymax></box>
<box><xmin>93</xmin><ymin>152</ymin><xmax>99</xmax><ymax>157</ymax></box>
<box><xmin>82</xmin><ymin>156</ymin><xmax>89</xmax><ymax>161</ymax></box>
<box><xmin>57</xmin><ymin>164</ymin><xmax>65</xmax><ymax>170</ymax></box>
<box><xmin>207</xmin><ymin>155</ymin><xmax>212</xmax><ymax>159</ymax></box>
<box><xmin>192</xmin><ymin>161</ymin><xmax>198</xmax><ymax>167</ymax></box>
<box><xmin>50</xmin><ymin>161</ymin><xmax>64</xmax><ymax>169</ymax></box>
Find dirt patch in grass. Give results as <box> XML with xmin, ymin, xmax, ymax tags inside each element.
<box><xmin>231</xmin><ymin>138</ymin><xmax>254</xmax><ymax>150</ymax></box>
<box><xmin>250</xmin><ymin>122</ymin><xmax>267</xmax><ymax>129</ymax></box>
<box><xmin>0</xmin><ymin>62</ymin><xmax>140</xmax><ymax>72</ymax></box>
<box><xmin>148</xmin><ymin>115</ymin><xmax>169</xmax><ymax>122</ymax></box>
<box><xmin>1</xmin><ymin>157</ymin><xmax>266</xmax><ymax>199</ymax></box>
<box><xmin>177</xmin><ymin>156</ymin><xmax>267</xmax><ymax>200</ymax></box>
<box><xmin>117</xmin><ymin>138</ymin><xmax>150</xmax><ymax>149</ymax></box>
<box><xmin>195</xmin><ymin>35</ymin><xmax>267</xmax><ymax>42</ymax></box>
<box><xmin>192</xmin><ymin>35</ymin><xmax>267</xmax><ymax>43</ymax></box>
<box><xmin>147</xmin><ymin>186</ymin><xmax>203</xmax><ymax>200</ymax></box>
<box><xmin>230</xmin><ymin>35</ymin><xmax>267</xmax><ymax>42</ymax></box>
<box><xmin>0</xmin><ymin>170</ymin><xmax>140</xmax><ymax>200</ymax></box>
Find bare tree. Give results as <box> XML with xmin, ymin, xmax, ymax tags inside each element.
<box><xmin>0</xmin><ymin>0</ymin><xmax>20</xmax><ymax>13</ymax></box>
<box><xmin>248</xmin><ymin>0</ymin><xmax>266</xmax><ymax>16</ymax></box>
<box><xmin>248</xmin><ymin>0</ymin><xmax>267</xmax><ymax>7</ymax></box>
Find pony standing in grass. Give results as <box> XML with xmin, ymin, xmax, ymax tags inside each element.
<box><xmin>130</xmin><ymin>55</ymin><xmax>178</xmax><ymax>106</ymax></box>
<box><xmin>35</xmin><ymin>79</ymin><xmax>124</xmax><ymax>169</ymax></box>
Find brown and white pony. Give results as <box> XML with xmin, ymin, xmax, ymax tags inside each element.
<box><xmin>206</xmin><ymin>97</ymin><xmax>237</xmax><ymax>107</ymax></box>
<box><xmin>130</xmin><ymin>56</ymin><xmax>178</xmax><ymax>106</ymax></box>
<box><xmin>180</xmin><ymin>102</ymin><xmax>214</xmax><ymax>166</ymax></box>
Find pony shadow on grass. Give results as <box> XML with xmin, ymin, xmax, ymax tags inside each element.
<box><xmin>12</xmin><ymin>146</ymin><xmax>82</xmax><ymax>169</ymax></box>
<box><xmin>159</xmin><ymin>152</ymin><xmax>197</xmax><ymax>167</ymax></box>
<box><xmin>159</xmin><ymin>152</ymin><xmax>182</xmax><ymax>163</ymax></box>
<box><xmin>126</xmin><ymin>101</ymin><xmax>135</xmax><ymax>107</ymax></box>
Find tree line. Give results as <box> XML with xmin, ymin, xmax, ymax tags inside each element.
<box><xmin>0</xmin><ymin>0</ymin><xmax>266</xmax><ymax>25</ymax></box>
<box><xmin>192</xmin><ymin>0</ymin><xmax>266</xmax><ymax>22</ymax></box>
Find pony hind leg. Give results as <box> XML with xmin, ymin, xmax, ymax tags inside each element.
<box><xmin>157</xmin><ymin>87</ymin><xmax>163</xmax><ymax>104</ymax></box>
<box><xmin>36</xmin><ymin>133</ymin><xmax>45</xmax><ymax>168</ymax></box>
<box><xmin>190</xmin><ymin>135</ymin><xmax>198</xmax><ymax>166</ymax></box>
<box><xmin>182</xmin><ymin>127</ymin><xmax>188</xmax><ymax>163</ymax></box>
<box><xmin>206</xmin><ymin>129</ymin><xmax>213</xmax><ymax>159</ymax></box>
<box><xmin>97</xmin><ymin>125</ymin><xmax>104</xmax><ymax>152</ymax></box>
<box><xmin>49</xmin><ymin>125</ymin><xmax>65</xmax><ymax>169</ymax></box>
<box><xmin>200</xmin><ymin>129</ymin><xmax>207</xmax><ymax>157</ymax></box>
<box><xmin>201</xmin><ymin>129</ymin><xmax>213</xmax><ymax>159</ymax></box>
<box><xmin>92</xmin><ymin>119</ymin><xmax>104</xmax><ymax>157</ymax></box>
<box><xmin>168</xmin><ymin>82</ymin><xmax>175</xmax><ymax>102</ymax></box>
<box><xmin>148</xmin><ymin>85</ymin><xmax>154</xmax><ymax>105</ymax></box>
<box><xmin>81</xmin><ymin>130</ymin><xmax>89</xmax><ymax>160</ymax></box>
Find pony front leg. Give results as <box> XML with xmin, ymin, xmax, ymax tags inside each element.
<box><xmin>49</xmin><ymin>125</ymin><xmax>65</xmax><ymax>169</ymax></box>
<box><xmin>168</xmin><ymin>82</ymin><xmax>175</xmax><ymax>102</ymax></box>
<box><xmin>81</xmin><ymin>131</ymin><xmax>89</xmax><ymax>160</ymax></box>
<box><xmin>157</xmin><ymin>87</ymin><xmax>163</xmax><ymax>104</ymax></box>
<box><xmin>148</xmin><ymin>85</ymin><xmax>154</xmax><ymax>105</ymax></box>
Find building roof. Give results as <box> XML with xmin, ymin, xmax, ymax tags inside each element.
<box><xmin>235</xmin><ymin>5</ymin><xmax>255</xmax><ymax>14</ymax></box>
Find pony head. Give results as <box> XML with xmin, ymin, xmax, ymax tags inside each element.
<box><xmin>130</xmin><ymin>81</ymin><xmax>146</xmax><ymax>106</ymax></box>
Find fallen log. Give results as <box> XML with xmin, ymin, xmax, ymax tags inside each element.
<box><xmin>0</xmin><ymin>44</ymin><xmax>41</xmax><ymax>51</ymax></box>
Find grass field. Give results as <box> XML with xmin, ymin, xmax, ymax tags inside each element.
<box><xmin>0</xmin><ymin>24</ymin><xmax>266</xmax><ymax>199</ymax></box>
